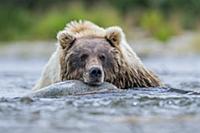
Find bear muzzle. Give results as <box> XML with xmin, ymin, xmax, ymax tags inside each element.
<box><xmin>89</xmin><ymin>67</ymin><xmax>102</xmax><ymax>78</ymax></box>
<box><xmin>83</xmin><ymin>66</ymin><xmax>104</xmax><ymax>86</ymax></box>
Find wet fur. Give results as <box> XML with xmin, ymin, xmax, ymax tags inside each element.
<box><xmin>59</xmin><ymin>37</ymin><xmax>161</xmax><ymax>89</ymax></box>
<box><xmin>33</xmin><ymin>20</ymin><xmax>162</xmax><ymax>90</ymax></box>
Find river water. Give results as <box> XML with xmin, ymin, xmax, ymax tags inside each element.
<box><xmin>0</xmin><ymin>56</ymin><xmax>200</xmax><ymax>133</ymax></box>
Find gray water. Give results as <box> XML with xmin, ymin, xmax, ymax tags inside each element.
<box><xmin>0</xmin><ymin>56</ymin><xmax>200</xmax><ymax>133</ymax></box>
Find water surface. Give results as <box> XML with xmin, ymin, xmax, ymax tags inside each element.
<box><xmin>0</xmin><ymin>56</ymin><xmax>200</xmax><ymax>133</ymax></box>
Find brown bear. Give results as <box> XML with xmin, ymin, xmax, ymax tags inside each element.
<box><xmin>33</xmin><ymin>20</ymin><xmax>162</xmax><ymax>90</ymax></box>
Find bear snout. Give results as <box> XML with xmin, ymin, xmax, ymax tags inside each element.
<box><xmin>83</xmin><ymin>66</ymin><xmax>104</xmax><ymax>86</ymax></box>
<box><xmin>89</xmin><ymin>67</ymin><xmax>102</xmax><ymax>78</ymax></box>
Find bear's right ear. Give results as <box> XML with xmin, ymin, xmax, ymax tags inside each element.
<box><xmin>57</xmin><ymin>31</ymin><xmax>76</xmax><ymax>49</ymax></box>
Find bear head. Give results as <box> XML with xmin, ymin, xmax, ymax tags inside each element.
<box><xmin>57</xmin><ymin>27</ymin><xmax>123</xmax><ymax>86</ymax></box>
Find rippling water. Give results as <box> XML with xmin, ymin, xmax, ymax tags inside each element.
<box><xmin>0</xmin><ymin>56</ymin><xmax>200</xmax><ymax>133</ymax></box>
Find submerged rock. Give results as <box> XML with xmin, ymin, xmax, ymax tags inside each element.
<box><xmin>28</xmin><ymin>80</ymin><xmax>119</xmax><ymax>98</ymax></box>
<box><xmin>20</xmin><ymin>96</ymin><xmax>34</xmax><ymax>104</ymax></box>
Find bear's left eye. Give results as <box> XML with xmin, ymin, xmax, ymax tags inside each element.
<box><xmin>80</xmin><ymin>54</ymin><xmax>88</xmax><ymax>61</ymax></box>
<box><xmin>99</xmin><ymin>54</ymin><xmax>106</xmax><ymax>62</ymax></box>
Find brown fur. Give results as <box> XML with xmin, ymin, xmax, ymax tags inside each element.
<box><xmin>57</xmin><ymin>20</ymin><xmax>162</xmax><ymax>89</ymax></box>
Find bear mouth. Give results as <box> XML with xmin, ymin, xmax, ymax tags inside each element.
<box><xmin>85</xmin><ymin>79</ymin><xmax>103</xmax><ymax>86</ymax></box>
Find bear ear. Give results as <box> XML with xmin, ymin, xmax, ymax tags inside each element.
<box><xmin>57</xmin><ymin>30</ymin><xmax>76</xmax><ymax>49</ymax></box>
<box><xmin>105</xmin><ymin>26</ymin><xmax>122</xmax><ymax>47</ymax></box>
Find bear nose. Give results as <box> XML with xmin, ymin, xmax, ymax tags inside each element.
<box><xmin>89</xmin><ymin>67</ymin><xmax>102</xmax><ymax>78</ymax></box>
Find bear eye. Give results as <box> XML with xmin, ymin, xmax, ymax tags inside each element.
<box><xmin>99</xmin><ymin>54</ymin><xmax>106</xmax><ymax>62</ymax></box>
<box><xmin>80</xmin><ymin>54</ymin><xmax>88</xmax><ymax>61</ymax></box>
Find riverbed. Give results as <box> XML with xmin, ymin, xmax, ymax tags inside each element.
<box><xmin>0</xmin><ymin>56</ymin><xmax>200</xmax><ymax>133</ymax></box>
